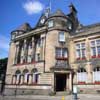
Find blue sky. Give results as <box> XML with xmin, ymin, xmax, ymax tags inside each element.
<box><xmin>0</xmin><ymin>0</ymin><xmax>100</xmax><ymax>58</ymax></box>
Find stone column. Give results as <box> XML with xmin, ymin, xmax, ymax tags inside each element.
<box><xmin>66</xmin><ymin>74</ymin><xmax>69</xmax><ymax>90</ymax></box>
<box><xmin>87</xmin><ymin>63</ymin><xmax>92</xmax><ymax>83</ymax></box>
<box><xmin>73</xmin><ymin>69</ymin><xmax>77</xmax><ymax>84</ymax></box>
<box><xmin>12</xmin><ymin>75</ymin><xmax>16</xmax><ymax>84</ymax></box>
<box><xmin>69</xmin><ymin>72</ymin><xmax>72</xmax><ymax>91</ymax></box>
<box><xmin>20</xmin><ymin>75</ymin><xmax>24</xmax><ymax>84</ymax></box>
<box><xmin>14</xmin><ymin>42</ymin><xmax>20</xmax><ymax>64</ymax></box>
<box><xmin>28</xmin><ymin>74</ymin><xmax>32</xmax><ymax>84</ymax></box>
<box><xmin>32</xmin><ymin>37</ymin><xmax>35</xmax><ymax>62</ymax></box>
<box><xmin>86</xmin><ymin>38</ymin><xmax>91</xmax><ymax>60</ymax></box>
<box><xmin>24</xmin><ymin>39</ymin><xmax>28</xmax><ymax>63</ymax></box>
<box><xmin>20</xmin><ymin>41</ymin><xmax>24</xmax><ymax>64</ymax></box>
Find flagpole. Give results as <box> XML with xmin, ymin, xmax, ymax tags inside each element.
<box><xmin>49</xmin><ymin>0</ymin><xmax>51</xmax><ymax>12</ymax></box>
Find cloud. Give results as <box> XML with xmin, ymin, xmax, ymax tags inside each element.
<box><xmin>23</xmin><ymin>0</ymin><xmax>44</xmax><ymax>15</ymax></box>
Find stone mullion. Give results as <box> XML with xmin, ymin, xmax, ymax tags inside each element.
<box><xmin>28</xmin><ymin>74</ymin><xmax>32</xmax><ymax>84</ymax></box>
<box><xmin>41</xmin><ymin>37</ymin><xmax>45</xmax><ymax>60</ymax></box>
<box><xmin>69</xmin><ymin>72</ymin><xmax>72</xmax><ymax>91</ymax></box>
<box><xmin>20</xmin><ymin>42</ymin><xmax>24</xmax><ymax>64</ymax></box>
<box><xmin>32</xmin><ymin>37</ymin><xmax>35</xmax><ymax>62</ymax></box>
<box><xmin>14</xmin><ymin>42</ymin><xmax>20</xmax><ymax>64</ymax></box>
<box><xmin>24</xmin><ymin>39</ymin><xmax>28</xmax><ymax>63</ymax></box>
<box><xmin>20</xmin><ymin>75</ymin><xmax>24</xmax><ymax>84</ymax></box>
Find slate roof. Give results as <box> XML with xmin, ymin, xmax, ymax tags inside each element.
<box><xmin>16</xmin><ymin>23</ymin><xmax>32</xmax><ymax>32</ymax></box>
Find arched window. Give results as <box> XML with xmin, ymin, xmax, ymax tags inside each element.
<box><xmin>77</xmin><ymin>68</ymin><xmax>87</xmax><ymax>84</ymax></box>
<box><xmin>15</xmin><ymin>70</ymin><xmax>21</xmax><ymax>84</ymax></box>
<box><xmin>31</xmin><ymin>68</ymin><xmax>38</xmax><ymax>84</ymax></box>
<box><xmin>93</xmin><ymin>67</ymin><xmax>100</xmax><ymax>83</ymax></box>
<box><xmin>23</xmin><ymin>69</ymin><xmax>29</xmax><ymax>84</ymax></box>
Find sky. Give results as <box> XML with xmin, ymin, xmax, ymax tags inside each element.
<box><xmin>0</xmin><ymin>0</ymin><xmax>100</xmax><ymax>59</ymax></box>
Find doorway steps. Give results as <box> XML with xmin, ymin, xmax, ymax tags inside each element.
<box><xmin>56</xmin><ymin>91</ymin><xmax>71</xmax><ymax>96</ymax></box>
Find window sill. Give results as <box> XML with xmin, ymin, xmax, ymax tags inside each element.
<box><xmin>14</xmin><ymin>61</ymin><xmax>36</xmax><ymax>66</ymax></box>
<box><xmin>76</xmin><ymin>57</ymin><xmax>86</xmax><ymax>61</ymax></box>
<box><xmin>91</xmin><ymin>55</ymin><xmax>100</xmax><ymax>59</ymax></box>
<box><xmin>94</xmin><ymin>81</ymin><xmax>100</xmax><ymax>84</ymax></box>
<box><xmin>56</xmin><ymin>57</ymin><xmax>68</xmax><ymax>60</ymax></box>
<box><xmin>78</xmin><ymin>82</ymin><xmax>86</xmax><ymax>85</ymax></box>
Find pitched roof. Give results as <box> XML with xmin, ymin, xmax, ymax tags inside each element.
<box><xmin>50</xmin><ymin>9</ymin><xmax>66</xmax><ymax>17</ymax></box>
<box><xmin>16</xmin><ymin>23</ymin><xmax>31</xmax><ymax>31</ymax></box>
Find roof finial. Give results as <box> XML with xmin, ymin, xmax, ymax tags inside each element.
<box><xmin>69</xmin><ymin>3</ymin><xmax>77</xmax><ymax>14</ymax></box>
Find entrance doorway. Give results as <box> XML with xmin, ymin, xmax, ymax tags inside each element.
<box><xmin>55</xmin><ymin>74</ymin><xmax>66</xmax><ymax>91</ymax></box>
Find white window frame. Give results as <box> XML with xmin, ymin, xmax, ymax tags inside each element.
<box><xmin>27</xmin><ymin>55</ymin><xmax>31</xmax><ymax>63</ymax></box>
<box><xmin>59</xmin><ymin>32</ymin><xmax>65</xmax><ymax>42</ymax></box>
<box><xmin>48</xmin><ymin>20</ymin><xmax>54</xmax><ymax>28</ymax></box>
<box><xmin>56</xmin><ymin>48</ymin><xmax>67</xmax><ymax>58</ymax></box>
<box><xmin>76</xmin><ymin>43</ymin><xmax>86</xmax><ymax>59</ymax></box>
<box><xmin>16</xmin><ymin>74</ymin><xmax>21</xmax><ymax>84</ymax></box>
<box><xmin>24</xmin><ymin>73</ymin><xmax>29</xmax><ymax>84</ymax></box>
<box><xmin>90</xmin><ymin>39</ymin><xmax>100</xmax><ymax>57</ymax></box>
<box><xmin>93</xmin><ymin>67</ymin><xmax>100</xmax><ymax>82</ymax></box>
<box><xmin>32</xmin><ymin>73</ymin><xmax>39</xmax><ymax>84</ymax></box>
<box><xmin>77</xmin><ymin>68</ymin><xmax>87</xmax><ymax>83</ymax></box>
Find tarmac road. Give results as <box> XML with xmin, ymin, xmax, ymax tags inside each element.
<box><xmin>0</xmin><ymin>94</ymin><xmax>100</xmax><ymax>100</ymax></box>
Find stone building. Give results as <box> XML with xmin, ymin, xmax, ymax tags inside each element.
<box><xmin>5</xmin><ymin>4</ymin><xmax>100</xmax><ymax>95</ymax></box>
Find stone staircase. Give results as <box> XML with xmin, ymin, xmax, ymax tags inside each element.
<box><xmin>56</xmin><ymin>91</ymin><xmax>71</xmax><ymax>96</ymax></box>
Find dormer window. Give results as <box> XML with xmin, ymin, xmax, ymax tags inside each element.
<box><xmin>48</xmin><ymin>20</ymin><xmax>54</xmax><ymax>28</ymax></box>
<box><xmin>59</xmin><ymin>32</ymin><xmax>65</xmax><ymax>42</ymax></box>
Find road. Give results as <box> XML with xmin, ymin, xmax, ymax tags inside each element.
<box><xmin>0</xmin><ymin>94</ymin><xmax>100</xmax><ymax>100</ymax></box>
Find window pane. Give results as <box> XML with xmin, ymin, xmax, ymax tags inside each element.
<box><xmin>91</xmin><ymin>47</ymin><xmax>96</xmax><ymax>56</ymax></box>
<box><xmin>62</xmin><ymin>48</ymin><xmax>67</xmax><ymax>57</ymax></box>
<box><xmin>91</xmin><ymin>41</ymin><xmax>95</xmax><ymax>47</ymax></box>
<box><xmin>56</xmin><ymin>48</ymin><xmax>62</xmax><ymax>58</ymax></box>
<box><xmin>37</xmin><ymin>39</ymin><xmax>41</xmax><ymax>47</ymax></box>
<box><xmin>82</xmin><ymin>49</ymin><xmax>85</xmax><ymax>57</ymax></box>
<box><xmin>97</xmin><ymin>46</ymin><xmax>100</xmax><ymax>55</ymax></box>
<box><xmin>81</xmin><ymin>43</ymin><xmax>85</xmax><ymax>48</ymax></box>
<box><xmin>48</xmin><ymin>20</ymin><xmax>53</xmax><ymax>27</ymax></box>
<box><xmin>59</xmin><ymin>32</ymin><xmax>65</xmax><ymax>42</ymax></box>
<box><xmin>76</xmin><ymin>44</ymin><xmax>80</xmax><ymax>49</ymax></box>
<box><xmin>28</xmin><ymin>55</ymin><xmax>31</xmax><ymax>63</ymax></box>
<box><xmin>96</xmin><ymin>39</ymin><xmax>100</xmax><ymax>46</ymax></box>
<box><xmin>29</xmin><ymin>41</ymin><xmax>32</xmax><ymax>49</ymax></box>
<box><xmin>76</xmin><ymin>50</ymin><xmax>80</xmax><ymax>58</ymax></box>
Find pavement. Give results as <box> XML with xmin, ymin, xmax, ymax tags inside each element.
<box><xmin>0</xmin><ymin>94</ymin><xmax>100</xmax><ymax>100</ymax></box>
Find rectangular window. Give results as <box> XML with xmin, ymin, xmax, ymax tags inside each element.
<box><xmin>97</xmin><ymin>46</ymin><xmax>100</xmax><ymax>55</ymax></box>
<box><xmin>48</xmin><ymin>20</ymin><xmax>54</xmax><ymax>28</ymax></box>
<box><xmin>37</xmin><ymin>39</ymin><xmax>41</xmax><ymax>47</ymax></box>
<box><xmin>91</xmin><ymin>47</ymin><xmax>96</xmax><ymax>56</ymax></box>
<box><xmin>90</xmin><ymin>39</ymin><xmax>100</xmax><ymax>58</ymax></box>
<box><xmin>76</xmin><ymin>42</ymin><xmax>86</xmax><ymax>60</ymax></box>
<box><xmin>59</xmin><ymin>32</ymin><xmax>65</xmax><ymax>42</ymax></box>
<box><xmin>29</xmin><ymin>41</ymin><xmax>32</xmax><ymax>49</ymax></box>
<box><xmin>27</xmin><ymin>55</ymin><xmax>32</xmax><ymax>63</ymax></box>
<box><xmin>56</xmin><ymin>48</ymin><xmax>67</xmax><ymax>59</ymax></box>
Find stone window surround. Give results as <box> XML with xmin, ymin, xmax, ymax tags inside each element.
<box><xmin>75</xmin><ymin>42</ymin><xmax>86</xmax><ymax>60</ymax></box>
<box><xmin>90</xmin><ymin>39</ymin><xmax>100</xmax><ymax>58</ymax></box>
